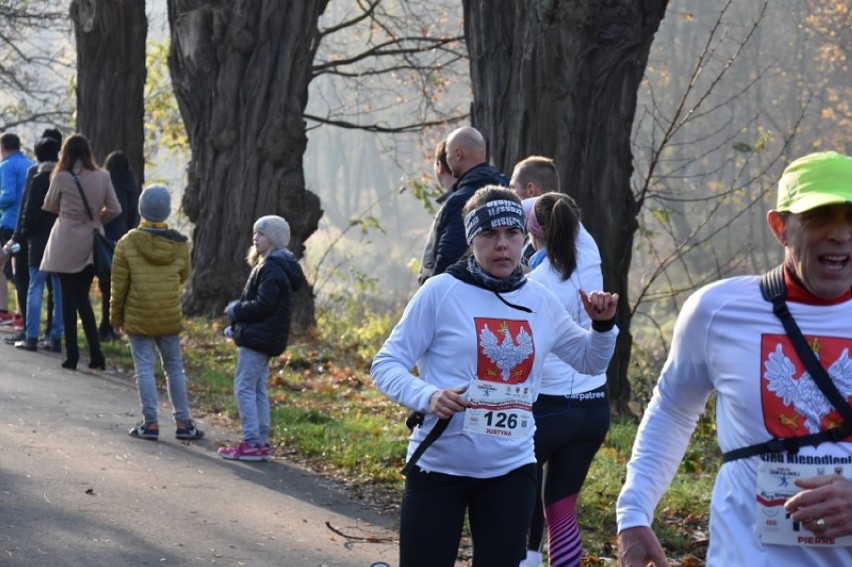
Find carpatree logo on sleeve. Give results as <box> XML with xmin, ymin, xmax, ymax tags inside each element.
<box><xmin>761</xmin><ymin>334</ymin><xmax>852</xmax><ymax>438</ymax></box>
<box><xmin>475</xmin><ymin>318</ymin><xmax>534</xmax><ymax>384</ymax></box>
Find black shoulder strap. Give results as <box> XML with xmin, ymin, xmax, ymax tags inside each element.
<box><xmin>401</xmin><ymin>416</ymin><xmax>451</xmax><ymax>476</ymax></box>
<box><xmin>759</xmin><ymin>264</ymin><xmax>785</xmax><ymax>302</ymax></box>
<box><xmin>762</xmin><ymin>267</ymin><xmax>852</xmax><ymax>424</ymax></box>
<box><xmin>72</xmin><ymin>175</ymin><xmax>96</xmax><ymax>222</ymax></box>
<box><xmin>723</xmin><ymin>266</ymin><xmax>852</xmax><ymax>463</ymax></box>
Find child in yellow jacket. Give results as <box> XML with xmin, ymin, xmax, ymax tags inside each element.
<box><xmin>110</xmin><ymin>185</ymin><xmax>203</xmax><ymax>441</ymax></box>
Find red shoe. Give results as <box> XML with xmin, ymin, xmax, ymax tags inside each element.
<box><xmin>217</xmin><ymin>441</ymin><xmax>270</xmax><ymax>461</ymax></box>
<box><xmin>12</xmin><ymin>314</ymin><xmax>23</xmax><ymax>330</ymax></box>
<box><xmin>0</xmin><ymin>310</ymin><xmax>13</xmax><ymax>325</ymax></box>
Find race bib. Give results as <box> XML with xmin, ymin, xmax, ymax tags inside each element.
<box><xmin>756</xmin><ymin>460</ymin><xmax>852</xmax><ymax>547</ymax></box>
<box><xmin>462</xmin><ymin>377</ymin><xmax>534</xmax><ymax>438</ymax></box>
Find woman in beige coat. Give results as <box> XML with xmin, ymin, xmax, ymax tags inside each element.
<box><xmin>41</xmin><ymin>134</ymin><xmax>121</xmax><ymax>370</ymax></box>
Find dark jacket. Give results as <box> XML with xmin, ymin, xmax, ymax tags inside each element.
<box><xmin>232</xmin><ymin>249</ymin><xmax>305</xmax><ymax>357</ymax></box>
<box><xmin>18</xmin><ymin>161</ymin><xmax>58</xmax><ymax>267</ymax></box>
<box><xmin>104</xmin><ymin>170</ymin><xmax>140</xmax><ymax>242</ymax></box>
<box><xmin>421</xmin><ymin>162</ymin><xmax>508</xmax><ymax>282</ymax></box>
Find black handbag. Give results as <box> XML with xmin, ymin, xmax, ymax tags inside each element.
<box><xmin>72</xmin><ymin>174</ymin><xmax>115</xmax><ymax>279</ymax></box>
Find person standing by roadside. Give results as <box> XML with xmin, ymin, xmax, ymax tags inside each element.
<box><xmin>12</xmin><ymin>137</ymin><xmax>63</xmax><ymax>352</ymax></box>
<box><xmin>3</xmin><ymin>128</ymin><xmax>63</xmax><ymax>348</ymax></box>
<box><xmin>41</xmin><ymin>134</ymin><xmax>121</xmax><ymax>371</ymax></box>
<box><xmin>99</xmin><ymin>150</ymin><xmax>141</xmax><ymax>342</ymax></box>
<box><xmin>617</xmin><ymin>151</ymin><xmax>852</xmax><ymax>566</ymax></box>
<box><xmin>218</xmin><ymin>215</ymin><xmax>305</xmax><ymax>461</ymax></box>
<box><xmin>111</xmin><ymin>185</ymin><xmax>203</xmax><ymax>441</ymax></box>
<box><xmin>0</xmin><ymin>133</ymin><xmax>32</xmax><ymax>327</ymax></box>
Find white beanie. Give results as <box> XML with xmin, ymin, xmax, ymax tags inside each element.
<box><xmin>253</xmin><ymin>215</ymin><xmax>291</xmax><ymax>250</ymax></box>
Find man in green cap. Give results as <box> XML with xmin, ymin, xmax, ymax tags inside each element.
<box><xmin>616</xmin><ymin>151</ymin><xmax>852</xmax><ymax>566</ymax></box>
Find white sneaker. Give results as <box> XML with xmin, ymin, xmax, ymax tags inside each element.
<box><xmin>519</xmin><ymin>550</ymin><xmax>544</xmax><ymax>567</ymax></box>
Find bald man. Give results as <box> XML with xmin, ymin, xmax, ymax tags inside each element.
<box><xmin>418</xmin><ymin>126</ymin><xmax>508</xmax><ymax>284</ymax></box>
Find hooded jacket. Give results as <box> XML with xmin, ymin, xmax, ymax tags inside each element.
<box><xmin>231</xmin><ymin>249</ymin><xmax>305</xmax><ymax>357</ymax></box>
<box><xmin>419</xmin><ymin>162</ymin><xmax>508</xmax><ymax>282</ymax></box>
<box><xmin>109</xmin><ymin>221</ymin><xmax>190</xmax><ymax>336</ymax></box>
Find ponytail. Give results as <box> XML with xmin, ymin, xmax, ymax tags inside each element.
<box><xmin>536</xmin><ymin>193</ymin><xmax>581</xmax><ymax>280</ymax></box>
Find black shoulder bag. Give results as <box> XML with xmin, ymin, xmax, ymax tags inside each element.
<box><xmin>722</xmin><ymin>266</ymin><xmax>852</xmax><ymax>463</ymax></box>
<box><xmin>72</xmin><ymin>175</ymin><xmax>115</xmax><ymax>280</ymax></box>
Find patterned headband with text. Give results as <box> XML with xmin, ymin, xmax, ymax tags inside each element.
<box><xmin>464</xmin><ymin>199</ymin><xmax>526</xmax><ymax>245</ymax></box>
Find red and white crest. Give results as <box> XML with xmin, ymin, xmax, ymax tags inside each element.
<box><xmin>761</xmin><ymin>333</ymin><xmax>852</xmax><ymax>438</ymax></box>
<box><xmin>474</xmin><ymin>317</ymin><xmax>535</xmax><ymax>384</ymax></box>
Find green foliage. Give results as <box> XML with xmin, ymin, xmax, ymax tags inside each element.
<box><xmin>401</xmin><ymin>177</ymin><xmax>444</xmax><ymax>215</ymax></box>
<box><xmin>307</xmin><ymin>202</ymin><xmax>409</xmax><ymax>363</ymax></box>
<box><xmin>732</xmin><ymin>131</ymin><xmax>772</xmax><ymax>154</ymax></box>
<box><xmin>348</xmin><ymin>215</ymin><xmax>383</xmax><ymax>235</ymax></box>
<box><xmin>316</xmin><ymin>267</ymin><xmax>401</xmax><ymax>363</ymax></box>
<box><xmin>650</xmin><ymin>207</ymin><xmax>671</xmax><ymax>224</ymax></box>
<box><xmin>272</xmin><ymin>404</ymin><xmax>408</xmax><ymax>481</ymax></box>
<box><xmin>580</xmin><ymin>417</ymin><xmax>713</xmax><ymax>562</ymax></box>
<box><xmin>144</xmin><ymin>39</ymin><xmax>189</xmax><ymax>164</ymax></box>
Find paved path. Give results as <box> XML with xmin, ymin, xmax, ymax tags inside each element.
<box><xmin>0</xmin><ymin>328</ymin><xmax>399</xmax><ymax>566</ymax></box>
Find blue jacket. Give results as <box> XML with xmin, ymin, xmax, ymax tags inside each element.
<box><xmin>0</xmin><ymin>151</ymin><xmax>33</xmax><ymax>230</ymax></box>
<box><xmin>425</xmin><ymin>162</ymin><xmax>508</xmax><ymax>279</ymax></box>
<box><xmin>232</xmin><ymin>249</ymin><xmax>306</xmax><ymax>357</ymax></box>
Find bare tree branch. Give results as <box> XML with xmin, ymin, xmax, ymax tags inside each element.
<box><xmin>304</xmin><ymin>112</ymin><xmax>467</xmax><ymax>133</ymax></box>
<box><xmin>312</xmin><ymin>36</ymin><xmax>463</xmax><ymax>75</ymax></box>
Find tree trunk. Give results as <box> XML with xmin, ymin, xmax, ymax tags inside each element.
<box><xmin>463</xmin><ymin>0</ymin><xmax>669</xmax><ymax>414</ymax></box>
<box><xmin>167</xmin><ymin>0</ymin><xmax>327</xmax><ymax>328</ymax></box>
<box><xmin>71</xmin><ymin>0</ymin><xmax>147</xmax><ymax>183</ymax></box>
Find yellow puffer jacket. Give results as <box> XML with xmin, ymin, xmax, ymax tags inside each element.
<box><xmin>109</xmin><ymin>221</ymin><xmax>190</xmax><ymax>336</ymax></box>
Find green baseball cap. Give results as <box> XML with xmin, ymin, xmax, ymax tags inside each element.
<box><xmin>776</xmin><ymin>151</ymin><xmax>852</xmax><ymax>213</ymax></box>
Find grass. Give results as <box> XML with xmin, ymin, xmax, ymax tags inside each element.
<box><xmin>72</xmin><ymin>290</ymin><xmax>714</xmax><ymax>565</ymax></box>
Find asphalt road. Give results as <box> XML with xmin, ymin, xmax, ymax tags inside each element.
<box><xmin>0</xmin><ymin>327</ymin><xmax>399</xmax><ymax>567</ymax></box>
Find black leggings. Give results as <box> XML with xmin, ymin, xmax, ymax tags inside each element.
<box><xmin>528</xmin><ymin>387</ymin><xmax>610</xmax><ymax>566</ymax></box>
<box><xmin>58</xmin><ymin>266</ymin><xmax>102</xmax><ymax>363</ymax></box>
<box><xmin>400</xmin><ymin>463</ymin><xmax>537</xmax><ymax>567</ymax></box>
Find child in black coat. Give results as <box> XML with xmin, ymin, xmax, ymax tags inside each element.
<box><xmin>218</xmin><ymin>215</ymin><xmax>305</xmax><ymax>461</ymax></box>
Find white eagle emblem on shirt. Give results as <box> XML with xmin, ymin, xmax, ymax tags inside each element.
<box><xmin>479</xmin><ymin>323</ymin><xmax>534</xmax><ymax>381</ymax></box>
<box><xmin>764</xmin><ymin>344</ymin><xmax>852</xmax><ymax>434</ymax></box>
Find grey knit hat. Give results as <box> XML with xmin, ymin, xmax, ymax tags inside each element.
<box><xmin>253</xmin><ymin>215</ymin><xmax>290</xmax><ymax>250</ymax></box>
<box><xmin>139</xmin><ymin>185</ymin><xmax>171</xmax><ymax>222</ymax></box>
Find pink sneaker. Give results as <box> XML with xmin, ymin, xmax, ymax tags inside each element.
<box><xmin>217</xmin><ymin>441</ymin><xmax>271</xmax><ymax>461</ymax></box>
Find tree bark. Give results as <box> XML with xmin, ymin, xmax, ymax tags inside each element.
<box><xmin>71</xmin><ymin>0</ymin><xmax>147</xmax><ymax>183</ymax></box>
<box><xmin>167</xmin><ymin>0</ymin><xmax>327</xmax><ymax>327</ymax></box>
<box><xmin>463</xmin><ymin>0</ymin><xmax>669</xmax><ymax>414</ymax></box>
